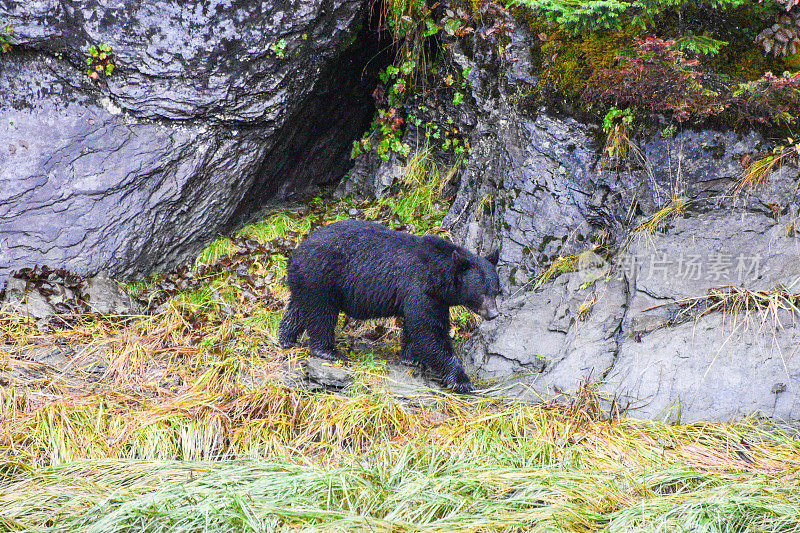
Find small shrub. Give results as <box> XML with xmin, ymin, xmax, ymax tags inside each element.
<box><xmin>601</xmin><ymin>106</ymin><xmax>633</xmax><ymax>164</ymax></box>
<box><xmin>0</xmin><ymin>24</ymin><xmax>12</xmax><ymax>53</ymax></box>
<box><xmin>583</xmin><ymin>37</ymin><xmax>722</xmax><ymax>122</ymax></box>
<box><xmin>730</xmin><ymin>70</ymin><xmax>800</xmax><ymax>126</ymax></box>
<box><xmin>269</xmin><ymin>38</ymin><xmax>287</xmax><ymax>59</ymax></box>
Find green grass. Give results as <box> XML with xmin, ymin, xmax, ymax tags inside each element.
<box><xmin>2</xmin><ymin>429</ymin><xmax>799</xmax><ymax>532</ymax></box>
<box><xmin>2</xmin><ymin>378</ymin><xmax>799</xmax><ymax>531</ymax></box>
<box><xmin>194</xmin><ymin>236</ymin><xmax>238</xmax><ymax>268</ymax></box>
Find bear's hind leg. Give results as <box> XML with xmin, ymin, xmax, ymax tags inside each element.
<box><xmin>305</xmin><ymin>302</ymin><xmax>346</xmax><ymax>362</ymax></box>
<box><xmin>278</xmin><ymin>299</ymin><xmax>304</xmax><ymax>349</ymax></box>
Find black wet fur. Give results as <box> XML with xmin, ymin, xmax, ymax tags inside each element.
<box><xmin>278</xmin><ymin>220</ymin><xmax>501</xmax><ymax>393</ymax></box>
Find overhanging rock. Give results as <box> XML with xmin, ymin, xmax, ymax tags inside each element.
<box><xmin>0</xmin><ymin>0</ymin><xmax>382</xmax><ymax>283</ymax></box>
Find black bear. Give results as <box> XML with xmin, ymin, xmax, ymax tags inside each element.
<box><xmin>278</xmin><ymin>219</ymin><xmax>500</xmax><ymax>392</ymax></box>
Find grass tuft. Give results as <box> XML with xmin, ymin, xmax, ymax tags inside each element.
<box><xmin>532</xmin><ymin>254</ymin><xmax>581</xmax><ymax>290</ymax></box>
<box><xmin>737</xmin><ymin>143</ymin><xmax>800</xmax><ymax>195</ymax></box>
<box><xmin>633</xmin><ymin>195</ymin><xmax>688</xmax><ymax>235</ymax></box>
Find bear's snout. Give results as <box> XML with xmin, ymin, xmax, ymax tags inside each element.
<box><xmin>479</xmin><ymin>295</ymin><xmax>499</xmax><ymax>320</ymax></box>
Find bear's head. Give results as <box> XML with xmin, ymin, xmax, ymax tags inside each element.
<box><xmin>452</xmin><ymin>249</ymin><xmax>501</xmax><ymax>320</ymax></box>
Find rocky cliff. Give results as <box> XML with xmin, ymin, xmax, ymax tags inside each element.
<box><xmin>0</xmin><ymin>0</ymin><xmax>387</xmax><ymax>282</ymax></box>
<box><xmin>338</xmin><ymin>17</ymin><xmax>800</xmax><ymax>424</ymax></box>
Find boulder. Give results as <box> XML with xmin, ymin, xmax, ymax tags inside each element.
<box><xmin>0</xmin><ymin>0</ymin><xmax>383</xmax><ymax>284</ymax></box>
<box><xmin>465</xmin><ymin>209</ymin><xmax>800</xmax><ymax>424</ymax></box>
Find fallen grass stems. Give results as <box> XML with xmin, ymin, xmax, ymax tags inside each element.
<box><xmin>676</xmin><ymin>284</ymin><xmax>800</xmax><ymax>326</ymax></box>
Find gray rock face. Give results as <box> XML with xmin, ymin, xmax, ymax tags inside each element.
<box><xmin>440</xmin><ymin>22</ymin><xmax>784</xmax><ymax>286</ymax></box>
<box><xmin>438</xmin><ymin>20</ymin><xmax>800</xmax><ymax>425</ymax></box>
<box><xmin>335</xmin><ymin>16</ymin><xmax>800</xmax><ymax>424</ymax></box>
<box><xmin>1</xmin><ymin>0</ymin><xmax>381</xmax><ymax>283</ymax></box>
<box><xmin>465</xmin><ymin>208</ymin><xmax>800</xmax><ymax>424</ymax></box>
<box><xmin>608</xmin><ymin>312</ymin><xmax>800</xmax><ymax>424</ymax></box>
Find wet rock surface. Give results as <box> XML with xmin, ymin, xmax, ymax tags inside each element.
<box><xmin>464</xmin><ymin>207</ymin><xmax>800</xmax><ymax>424</ymax></box>
<box><xmin>303</xmin><ymin>358</ymin><xmax>354</xmax><ymax>390</ymax></box>
<box><xmin>335</xmin><ymin>17</ymin><xmax>800</xmax><ymax>424</ymax></box>
<box><xmin>0</xmin><ymin>0</ymin><xmax>382</xmax><ymax>283</ymax></box>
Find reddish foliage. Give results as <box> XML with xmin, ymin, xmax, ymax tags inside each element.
<box><xmin>730</xmin><ymin>71</ymin><xmax>800</xmax><ymax>126</ymax></box>
<box><xmin>582</xmin><ymin>37</ymin><xmax>720</xmax><ymax>121</ymax></box>
<box><xmin>380</xmin><ymin>107</ymin><xmax>404</xmax><ymax>133</ymax></box>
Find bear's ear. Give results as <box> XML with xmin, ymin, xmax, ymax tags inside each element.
<box><xmin>485</xmin><ymin>249</ymin><xmax>499</xmax><ymax>266</ymax></box>
<box><xmin>452</xmin><ymin>250</ymin><xmax>472</xmax><ymax>274</ymax></box>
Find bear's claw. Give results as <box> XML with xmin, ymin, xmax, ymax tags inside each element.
<box><xmin>442</xmin><ymin>366</ymin><xmax>475</xmax><ymax>394</ymax></box>
<box><xmin>311</xmin><ymin>348</ymin><xmax>348</xmax><ymax>362</ymax></box>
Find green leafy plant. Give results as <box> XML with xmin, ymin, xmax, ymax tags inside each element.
<box><xmin>509</xmin><ymin>0</ymin><xmax>631</xmax><ymax>34</ymax></box>
<box><xmin>86</xmin><ymin>43</ymin><xmax>115</xmax><ymax>80</ymax></box>
<box><xmin>270</xmin><ymin>38</ymin><xmax>287</xmax><ymax>59</ymax></box>
<box><xmin>351</xmin><ymin>2</ymin><xmax>479</xmax><ymax>163</ymax></box>
<box><xmin>350</xmin><ymin>137</ymin><xmax>372</xmax><ymax>159</ymax></box>
<box><xmin>0</xmin><ymin>24</ymin><xmax>13</xmax><ymax>53</ymax></box>
<box><xmin>352</xmin><ymin>107</ymin><xmax>409</xmax><ymax>162</ymax></box>
<box><xmin>601</xmin><ymin>106</ymin><xmax>634</xmax><ymax>163</ymax></box>
<box><xmin>675</xmin><ymin>33</ymin><xmax>728</xmax><ymax>56</ymax></box>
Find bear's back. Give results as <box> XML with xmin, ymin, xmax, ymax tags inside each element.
<box><xmin>287</xmin><ymin>220</ymin><xmax>454</xmax><ymax>319</ymax></box>
<box><xmin>299</xmin><ymin>220</ymin><xmax>427</xmax><ymax>262</ymax></box>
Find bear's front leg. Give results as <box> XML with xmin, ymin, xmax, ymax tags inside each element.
<box><xmin>305</xmin><ymin>301</ymin><xmax>347</xmax><ymax>362</ymax></box>
<box><xmin>439</xmin><ymin>354</ymin><xmax>474</xmax><ymax>393</ymax></box>
<box><xmin>402</xmin><ymin>300</ymin><xmax>474</xmax><ymax>393</ymax></box>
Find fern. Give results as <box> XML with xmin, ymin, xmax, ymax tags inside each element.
<box><xmin>508</xmin><ymin>0</ymin><xmax>769</xmax><ymax>34</ymax></box>
<box><xmin>675</xmin><ymin>33</ymin><xmax>728</xmax><ymax>56</ymax></box>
